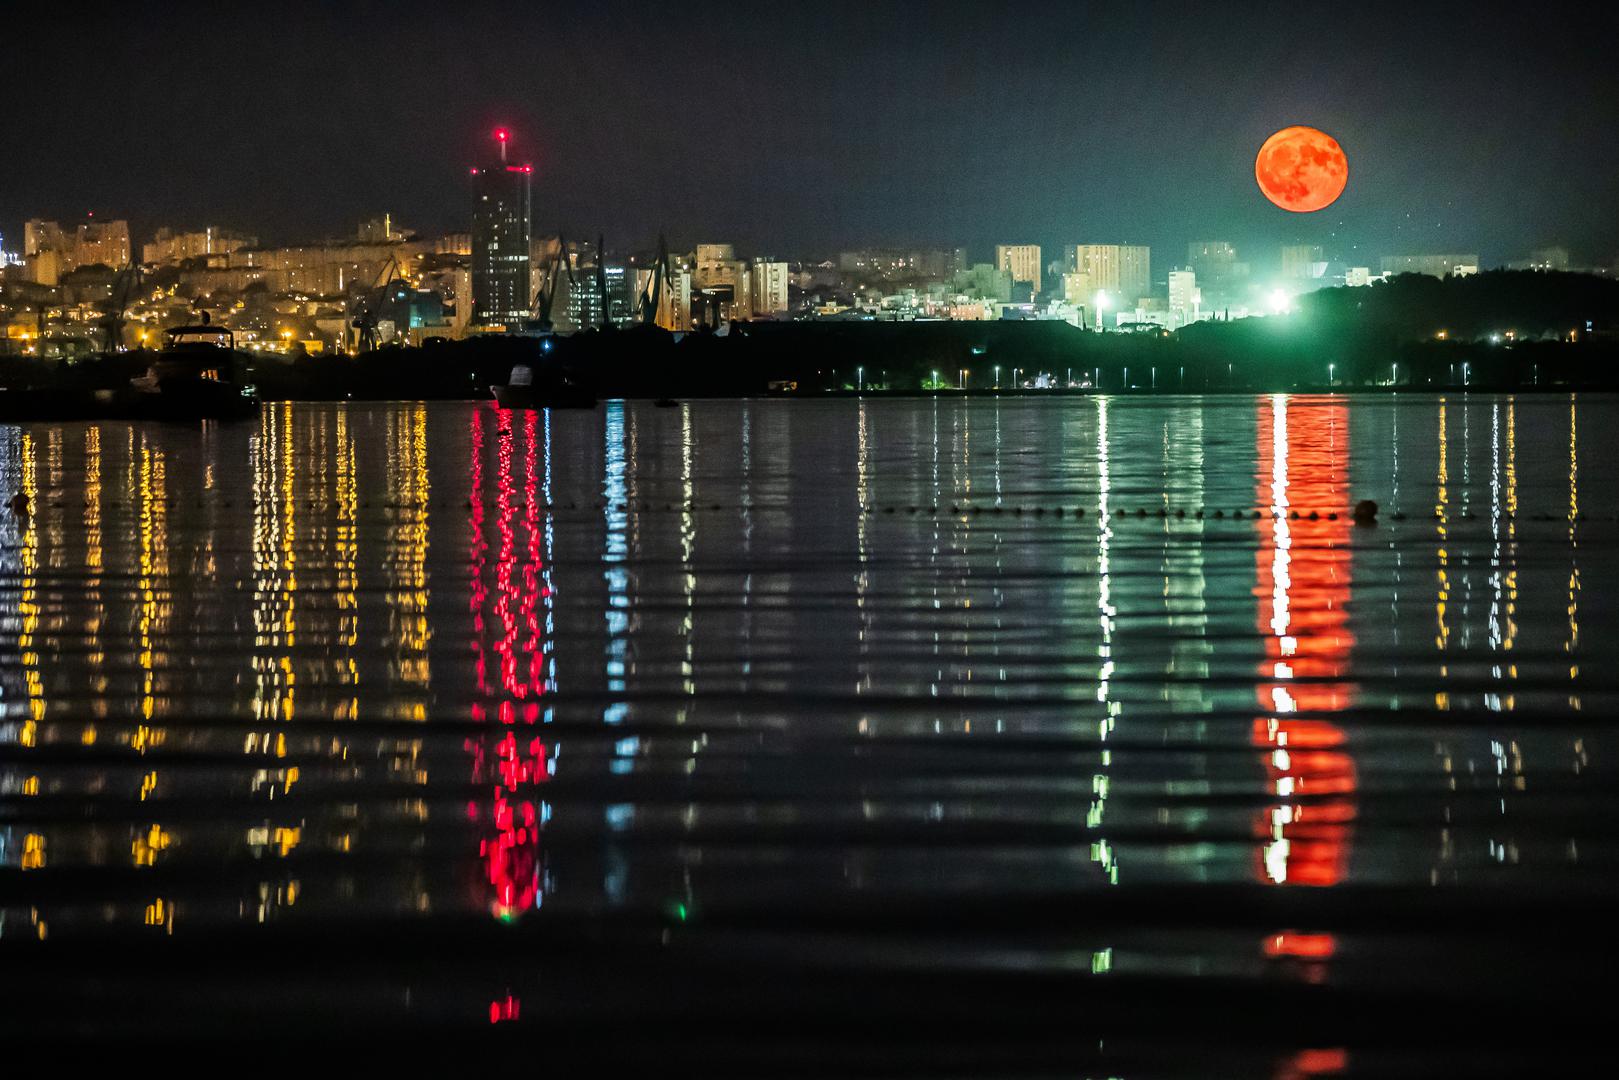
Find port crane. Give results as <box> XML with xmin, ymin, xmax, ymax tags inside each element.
<box><xmin>529</xmin><ymin>231</ymin><xmax>576</xmax><ymax>333</ymax></box>
<box><xmin>350</xmin><ymin>254</ymin><xmax>409</xmax><ymax>352</ymax></box>
<box><xmin>636</xmin><ymin>234</ymin><xmax>674</xmax><ymax>329</ymax></box>
<box><xmin>102</xmin><ymin>264</ymin><xmax>144</xmax><ymax>352</ymax></box>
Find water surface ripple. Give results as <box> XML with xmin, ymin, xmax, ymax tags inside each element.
<box><xmin>1</xmin><ymin>394</ymin><xmax>1615</xmax><ymax>1072</ymax></box>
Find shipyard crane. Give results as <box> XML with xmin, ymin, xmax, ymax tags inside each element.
<box><xmin>529</xmin><ymin>231</ymin><xmax>576</xmax><ymax>333</ymax></box>
<box><xmin>350</xmin><ymin>254</ymin><xmax>408</xmax><ymax>352</ymax></box>
<box><xmin>102</xmin><ymin>264</ymin><xmax>144</xmax><ymax>352</ymax></box>
<box><xmin>637</xmin><ymin>234</ymin><xmax>673</xmax><ymax>329</ymax></box>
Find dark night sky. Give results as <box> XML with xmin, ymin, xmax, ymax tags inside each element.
<box><xmin>5</xmin><ymin>1</ymin><xmax>1617</xmax><ymax>270</ymax></box>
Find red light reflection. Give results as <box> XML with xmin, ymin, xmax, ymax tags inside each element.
<box><xmin>468</xmin><ymin>407</ymin><xmax>555</xmax><ymax>922</ymax></box>
<box><xmin>1275</xmin><ymin>1048</ymin><xmax>1349</xmax><ymax>1079</ymax></box>
<box><xmin>1252</xmin><ymin>396</ymin><xmax>1357</xmax><ymax>890</ymax></box>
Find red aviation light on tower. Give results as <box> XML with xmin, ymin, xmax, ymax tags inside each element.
<box><xmin>493</xmin><ymin>126</ymin><xmax>510</xmax><ymax>164</ymax></box>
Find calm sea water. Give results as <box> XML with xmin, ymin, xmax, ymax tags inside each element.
<box><xmin>1</xmin><ymin>394</ymin><xmax>1615</xmax><ymax>1072</ymax></box>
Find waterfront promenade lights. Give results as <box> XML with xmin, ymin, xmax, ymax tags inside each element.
<box><xmin>1095</xmin><ymin>291</ymin><xmax>1110</xmax><ymax>332</ymax></box>
<box><xmin>959</xmin><ymin>368</ymin><xmax>967</xmax><ymax>389</ymax></box>
<box><xmin>931</xmin><ymin>369</ymin><xmax>939</xmax><ymax>390</ymax></box>
<box><xmin>1329</xmin><ymin>362</ymin><xmax>1336</xmax><ymax>384</ymax></box>
<box><xmin>856</xmin><ymin>366</ymin><xmax>864</xmax><ymax>391</ymax></box>
<box><xmin>994</xmin><ymin>365</ymin><xmax>1001</xmax><ymax>388</ymax></box>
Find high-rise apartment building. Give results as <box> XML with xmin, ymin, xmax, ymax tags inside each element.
<box><xmin>1072</xmin><ymin>245</ymin><xmax>1150</xmax><ymax>305</ymax></box>
<box><xmin>750</xmin><ymin>261</ymin><xmax>790</xmax><ymax>317</ymax></box>
<box><xmin>694</xmin><ymin>243</ymin><xmax>739</xmax><ymax>296</ymax></box>
<box><xmin>25</xmin><ymin>217</ymin><xmax>132</xmax><ymax>271</ymax></box>
<box><xmin>693</xmin><ymin>243</ymin><xmax>751</xmax><ymax>320</ymax></box>
<box><xmin>24</xmin><ymin>220</ymin><xmax>64</xmax><ymax>258</ymax></box>
<box><xmin>694</xmin><ymin>243</ymin><xmax>736</xmax><ymax>282</ymax></box>
<box><xmin>1167</xmin><ymin>270</ymin><xmax>1201</xmax><ymax>329</ymax></box>
<box><xmin>470</xmin><ymin>129</ymin><xmax>534</xmax><ymax>328</ymax></box>
<box><xmin>77</xmin><ymin>219</ymin><xmax>130</xmax><ymax>269</ymax></box>
<box><xmin>995</xmin><ymin>244</ymin><xmax>1042</xmax><ymax>296</ymax></box>
<box><xmin>1185</xmin><ymin>241</ymin><xmax>1249</xmax><ymax>308</ymax></box>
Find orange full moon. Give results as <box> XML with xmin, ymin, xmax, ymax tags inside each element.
<box><xmin>1255</xmin><ymin>126</ymin><xmax>1348</xmax><ymax>212</ymax></box>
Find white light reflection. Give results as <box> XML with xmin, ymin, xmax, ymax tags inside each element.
<box><xmin>603</xmin><ymin>402</ymin><xmax>629</xmax><ymax>727</ymax></box>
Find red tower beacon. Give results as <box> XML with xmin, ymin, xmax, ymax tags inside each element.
<box><xmin>494</xmin><ymin>127</ymin><xmax>510</xmax><ymax>164</ymax></box>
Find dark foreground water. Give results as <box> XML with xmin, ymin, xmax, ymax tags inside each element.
<box><xmin>1</xmin><ymin>394</ymin><xmax>1615</xmax><ymax>1073</ymax></box>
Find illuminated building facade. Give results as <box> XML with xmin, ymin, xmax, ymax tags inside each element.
<box><xmin>693</xmin><ymin>243</ymin><xmax>736</xmax><ymax>284</ymax></box>
<box><xmin>749</xmin><ymin>261</ymin><xmax>790</xmax><ymax>317</ymax></box>
<box><xmin>470</xmin><ymin>130</ymin><xmax>534</xmax><ymax>328</ymax></box>
<box><xmin>1072</xmin><ymin>244</ymin><xmax>1150</xmax><ymax>306</ymax></box>
<box><xmin>694</xmin><ymin>243</ymin><xmax>750</xmax><ymax>321</ymax></box>
<box><xmin>1167</xmin><ymin>269</ymin><xmax>1201</xmax><ymax>329</ymax></box>
<box><xmin>1061</xmin><ymin>270</ymin><xmax>1093</xmax><ymax>307</ymax></box>
<box><xmin>23</xmin><ymin>217</ymin><xmax>131</xmax><ymax>277</ymax></box>
<box><xmin>995</xmin><ymin>244</ymin><xmax>1042</xmax><ymax>296</ymax></box>
<box><xmin>142</xmin><ymin>226</ymin><xmax>255</xmax><ymax>265</ymax></box>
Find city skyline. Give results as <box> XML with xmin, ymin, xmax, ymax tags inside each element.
<box><xmin>5</xmin><ymin>3</ymin><xmax>1617</xmax><ymax>266</ymax></box>
<box><xmin>3</xmin><ymin>154</ymin><xmax>1610</xmax><ymax>281</ymax></box>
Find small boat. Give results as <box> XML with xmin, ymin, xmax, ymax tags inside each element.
<box><xmin>491</xmin><ymin>364</ymin><xmax>597</xmax><ymax>410</ymax></box>
<box><xmin>0</xmin><ymin>326</ymin><xmax>259</xmax><ymax>422</ymax></box>
<box><xmin>130</xmin><ymin>325</ymin><xmax>260</xmax><ymax>420</ymax></box>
